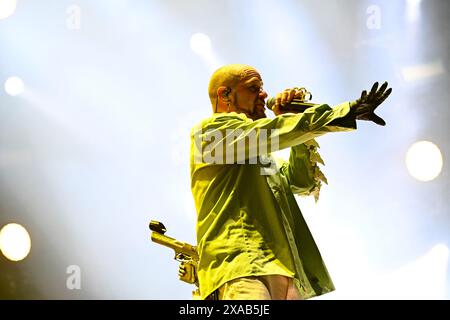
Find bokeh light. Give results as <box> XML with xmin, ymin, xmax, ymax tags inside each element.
<box><xmin>0</xmin><ymin>223</ymin><xmax>32</xmax><ymax>262</ymax></box>
<box><xmin>405</xmin><ymin>141</ymin><xmax>443</xmax><ymax>182</ymax></box>
<box><xmin>4</xmin><ymin>76</ymin><xmax>25</xmax><ymax>96</ymax></box>
<box><xmin>190</xmin><ymin>33</ymin><xmax>212</xmax><ymax>56</ymax></box>
<box><xmin>0</xmin><ymin>0</ymin><xmax>16</xmax><ymax>20</ymax></box>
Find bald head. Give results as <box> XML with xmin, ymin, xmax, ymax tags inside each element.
<box><xmin>208</xmin><ymin>64</ymin><xmax>261</xmax><ymax>105</ymax></box>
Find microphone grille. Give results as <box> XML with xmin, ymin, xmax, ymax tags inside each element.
<box><xmin>266</xmin><ymin>97</ymin><xmax>276</xmax><ymax>109</ymax></box>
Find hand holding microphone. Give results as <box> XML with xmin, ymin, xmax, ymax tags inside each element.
<box><xmin>266</xmin><ymin>87</ymin><xmax>318</xmax><ymax>116</ymax></box>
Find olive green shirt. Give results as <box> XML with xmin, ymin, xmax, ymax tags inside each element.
<box><xmin>190</xmin><ymin>103</ymin><xmax>356</xmax><ymax>299</ymax></box>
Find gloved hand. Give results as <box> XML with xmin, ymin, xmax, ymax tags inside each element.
<box><xmin>350</xmin><ymin>81</ymin><xmax>392</xmax><ymax>126</ymax></box>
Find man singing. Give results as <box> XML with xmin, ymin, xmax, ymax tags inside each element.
<box><xmin>188</xmin><ymin>64</ymin><xmax>392</xmax><ymax>300</ymax></box>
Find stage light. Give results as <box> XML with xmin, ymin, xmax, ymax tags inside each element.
<box><xmin>406</xmin><ymin>0</ymin><xmax>421</xmax><ymax>22</ymax></box>
<box><xmin>190</xmin><ymin>33</ymin><xmax>212</xmax><ymax>56</ymax></box>
<box><xmin>0</xmin><ymin>0</ymin><xmax>16</xmax><ymax>20</ymax></box>
<box><xmin>405</xmin><ymin>141</ymin><xmax>443</xmax><ymax>182</ymax></box>
<box><xmin>4</xmin><ymin>76</ymin><xmax>25</xmax><ymax>96</ymax></box>
<box><xmin>406</xmin><ymin>0</ymin><xmax>421</xmax><ymax>6</ymax></box>
<box><xmin>401</xmin><ymin>61</ymin><xmax>445</xmax><ymax>82</ymax></box>
<box><xmin>0</xmin><ymin>223</ymin><xmax>32</xmax><ymax>262</ymax></box>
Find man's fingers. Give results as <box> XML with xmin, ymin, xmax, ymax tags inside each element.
<box><xmin>357</xmin><ymin>111</ymin><xmax>386</xmax><ymax>125</ymax></box>
<box><xmin>360</xmin><ymin>90</ymin><xmax>367</xmax><ymax>101</ymax></box>
<box><xmin>376</xmin><ymin>81</ymin><xmax>388</xmax><ymax>98</ymax></box>
<box><xmin>288</xmin><ymin>89</ymin><xmax>296</xmax><ymax>102</ymax></box>
<box><xmin>375</xmin><ymin>87</ymin><xmax>392</xmax><ymax>106</ymax></box>
<box><xmin>293</xmin><ymin>88</ymin><xmax>308</xmax><ymax>100</ymax></box>
<box><xmin>275</xmin><ymin>93</ymin><xmax>282</xmax><ymax>108</ymax></box>
<box><xmin>281</xmin><ymin>91</ymin><xmax>289</xmax><ymax>106</ymax></box>
<box><xmin>275</xmin><ymin>91</ymin><xmax>288</xmax><ymax>107</ymax></box>
<box><xmin>381</xmin><ymin>87</ymin><xmax>392</xmax><ymax>101</ymax></box>
<box><xmin>281</xmin><ymin>89</ymin><xmax>296</xmax><ymax>106</ymax></box>
<box><xmin>370</xmin><ymin>113</ymin><xmax>386</xmax><ymax>126</ymax></box>
<box><xmin>368</xmin><ymin>82</ymin><xmax>379</xmax><ymax>99</ymax></box>
<box><xmin>276</xmin><ymin>88</ymin><xmax>300</xmax><ymax>107</ymax></box>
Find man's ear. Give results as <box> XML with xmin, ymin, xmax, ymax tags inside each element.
<box><xmin>217</xmin><ymin>86</ymin><xmax>231</xmax><ymax>102</ymax></box>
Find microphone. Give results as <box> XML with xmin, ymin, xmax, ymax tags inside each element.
<box><xmin>266</xmin><ymin>97</ymin><xmax>319</xmax><ymax>113</ymax></box>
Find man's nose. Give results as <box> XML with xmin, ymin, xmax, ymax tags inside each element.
<box><xmin>259</xmin><ymin>90</ymin><xmax>268</xmax><ymax>99</ymax></box>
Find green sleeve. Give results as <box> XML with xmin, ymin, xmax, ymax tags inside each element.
<box><xmin>192</xmin><ymin>102</ymin><xmax>356</xmax><ymax>164</ymax></box>
<box><xmin>280</xmin><ymin>140</ymin><xmax>328</xmax><ymax>201</ymax></box>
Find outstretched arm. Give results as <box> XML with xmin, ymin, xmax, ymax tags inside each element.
<box><xmin>192</xmin><ymin>103</ymin><xmax>356</xmax><ymax>165</ymax></box>
<box><xmin>272</xmin><ymin>83</ymin><xmax>393</xmax><ymax>126</ymax></box>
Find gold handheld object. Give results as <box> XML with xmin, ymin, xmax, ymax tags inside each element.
<box><xmin>149</xmin><ymin>220</ymin><xmax>199</xmax><ymax>285</ymax></box>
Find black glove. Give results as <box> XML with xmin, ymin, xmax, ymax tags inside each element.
<box><xmin>350</xmin><ymin>81</ymin><xmax>392</xmax><ymax>126</ymax></box>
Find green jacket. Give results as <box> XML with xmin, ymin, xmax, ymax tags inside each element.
<box><xmin>190</xmin><ymin>103</ymin><xmax>356</xmax><ymax>299</ymax></box>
